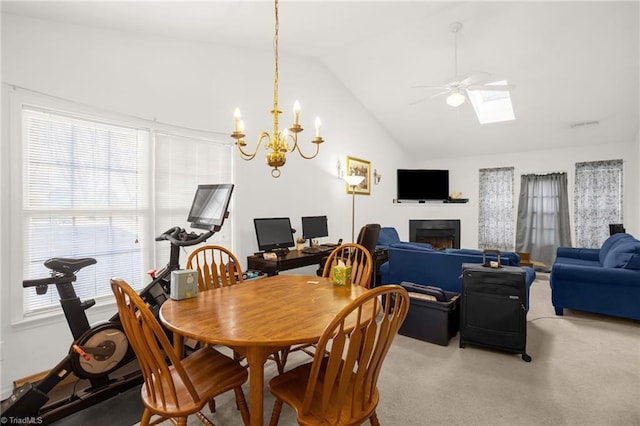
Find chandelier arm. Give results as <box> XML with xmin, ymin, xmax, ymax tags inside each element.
<box><xmin>290</xmin><ymin>136</ymin><xmax>322</xmax><ymax>160</ymax></box>
<box><xmin>236</xmin><ymin>132</ymin><xmax>272</xmax><ymax>160</ymax></box>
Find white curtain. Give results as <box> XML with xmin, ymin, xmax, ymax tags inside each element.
<box><xmin>478</xmin><ymin>167</ymin><xmax>514</xmax><ymax>251</ymax></box>
<box><xmin>516</xmin><ymin>173</ymin><xmax>571</xmax><ymax>268</ymax></box>
<box><xmin>574</xmin><ymin>160</ymin><xmax>623</xmax><ymax>248</ymax></box>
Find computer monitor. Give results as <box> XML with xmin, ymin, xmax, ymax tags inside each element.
<box><xmin>253</xmin><ymin>217</ymin><xmax>295</xmax><ymax>253</ymax></box>
<box><xmin>301</xmin><ymin>216</ymin><xmax>328</xmax><ymax>241</ymax></box>
<box><xmin>187</xmin><ymin>184</ymin><xmax>234</xmax><ymax>230</ymax></box>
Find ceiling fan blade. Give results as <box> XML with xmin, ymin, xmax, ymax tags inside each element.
<box><xmin>409</xmin><ymin>96</ymin><xmax>430</xmax><ymax>106</ymax></box>
<box><xmin>431</xmin><ymin>90</ymin><xmax>451</xmax><ymax>98</ymax></box>
<box><xmin>410</xmin><ymin>90</ymin><xmax>451</xmax><ymax>106</ymax></box>
<box><xmin>466</xmin><ymin>84</ymin><xmax>516</xmax><ymax>92</ymax></box>
<box><xmin>460</xmin><ymin>72</ymin><xmax>492</xmax><ymax>86</ymax></box>
<box><xmin>410</xmin><ymin>85</ymin><xmax>447</xmax><ymax>90</ymax></box>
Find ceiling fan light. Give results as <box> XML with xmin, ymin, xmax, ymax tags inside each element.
<box><xmin>446</xmin><ymin>91</ymin><xmax>466</xmax><ymax>107</ymax></box>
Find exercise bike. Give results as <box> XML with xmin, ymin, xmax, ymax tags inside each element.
<box><xmin>0</xmin><ymin>227</ymin><xmax>217</xmax><ymax>424</ymax></box>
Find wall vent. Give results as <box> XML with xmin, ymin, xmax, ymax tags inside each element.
<box><xmin>570</xmin><ymin>120</ymin><xmax>599</xmax><ymax>129</ymax></box>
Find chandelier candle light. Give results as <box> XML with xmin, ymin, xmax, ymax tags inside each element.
<box><xmin>231</xmin><ymin>0</ymin><xmax>324</xmax><ymax>178</ymax></box>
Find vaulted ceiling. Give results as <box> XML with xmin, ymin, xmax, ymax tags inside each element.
<box><xmin>3</xmin><ymin>1</ymin><xmax>638</xmax><ymax>159</ymax></box>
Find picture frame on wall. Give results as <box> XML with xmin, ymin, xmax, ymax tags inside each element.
<box><xmin>346</xmin><ymin>156</ymin><xmax>371</xmax><ymax>195</ymax></box>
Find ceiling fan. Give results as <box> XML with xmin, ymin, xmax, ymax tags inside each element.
<box><xmin>411</xmin><ymin>22</ymin><xmax>515</xmax><ymax>108</ymax></box>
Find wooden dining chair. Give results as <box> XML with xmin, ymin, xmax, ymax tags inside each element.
<box><xmin>186</xmin><ymin>245</ymin><xmax>286</xmax><ymax>372</ymax></box>
<box><xmin>280</xmin><ymin>243</ymin><xmax>375</xmax><ymax>366</ymax></box>
<box><xmin>110</xmin><ymin>278</ymin><xmax>250</xmax><ymax>426</ymax></box>
<box><xmin>186</xmin><ymin>245</ymin><xmax>243</xmax><ymax>290</ymax></box>
<box><xmin>322</xmin><ymin>243</ymin><xmax>373</xmax><ymax>288</ymax></box>
<box><xmin>268</xmin><ymin>284</ymin><xmax>410</xmax><ymax>426</ymax></box>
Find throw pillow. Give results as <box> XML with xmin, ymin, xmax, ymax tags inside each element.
<box><xmin>602</xmin><ymin>241</ymin><xmax>640</xmax><ymax>268</ymax></box>
<box><xmin>620</xmin><ymin>253</ymin><xmax>640</xmax><ymax>270</ymax></box>
<box><xmin>599</xmin><ymin>233</ymin><xmax>635</xmax><ymax>264</ymax></box>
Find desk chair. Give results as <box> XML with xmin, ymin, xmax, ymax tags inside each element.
<box><xmin>111</xmin><ymin>278</ymin><xmax>250</xmax><ymax>426</ymax></box>
<box><xmin>268</xmin><ymin>285</ymin><xmax>410</xmax><ymax>426</ymax></box>
<box><xmin>316</xmin><ymin>224</ymin><xmax>380</xmax><ymax>282</ymax></box>
<box><xmin>186</xmin><ymin>245</ymin><xmax>243</xmax><ymax>290</ymax></box>
<box><xmin>357</xmin><ymin>223</ymin><xmax>381</xmax><ymax>256</ymax></box>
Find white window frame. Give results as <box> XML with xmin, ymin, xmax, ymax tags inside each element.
<box><xmin>4</xmin><ymin>85</ymin><xmax>234</xmax><ymax>324</ymax></box>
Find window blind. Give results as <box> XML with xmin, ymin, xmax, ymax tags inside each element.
<box><xmin>22</xmin><ymin>108</ymin><xmax>148</xmax><ymax>315</ymax></box>
<box><xmin>154</xmin><ymin>132</ymin><xmax>233</xmax><ymax>268</ymax></box>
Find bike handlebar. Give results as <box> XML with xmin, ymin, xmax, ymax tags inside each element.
<box><xmin>155</xmin><ymin>226</ymin><xmax>214</xmax><ymax>247</ymax></box>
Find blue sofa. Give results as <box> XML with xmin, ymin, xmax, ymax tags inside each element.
<box><xmin>376</xmin><ymin>227</ymin><xmax>433</xmax><ymax>250</ymax></box>
<box><xmin>380</xmin><ymin>245</ymin><xmax>536</xmax><ymax>295</ymax></box>
<box><xmin>550</xmin><ymin>232</ymin><xmax>640</xmax><ymax>320</ymax></box>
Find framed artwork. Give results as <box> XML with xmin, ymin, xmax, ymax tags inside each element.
<box><xmin>345</xmin><ymin>156</ymin><xmax>371</xmax><ymax>195</ymax></box>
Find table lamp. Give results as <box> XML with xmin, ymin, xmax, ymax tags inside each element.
<box><xmin>345</xmin><ymin>175</ymin><xmax>365</xmax><ymax>242</ymax></box>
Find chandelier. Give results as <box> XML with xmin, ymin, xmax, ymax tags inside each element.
<box><xmin>231</xmin><ymin>0</ymin><xmax>324</xmax><ymax>178</ymax></box>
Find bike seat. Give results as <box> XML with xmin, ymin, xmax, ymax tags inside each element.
<box><xmin>44</xmin><ymin>257</ymin><xmax>97</xmax><ymax>275</ymax></box>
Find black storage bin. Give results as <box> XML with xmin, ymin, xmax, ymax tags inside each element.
<box><xmin>398</xmin><ymin>282</ymin><xmax>460</xmax><ymax>346</ymax></box>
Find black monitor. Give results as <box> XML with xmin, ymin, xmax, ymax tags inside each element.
<box><xmin>301</xmin><ymin>216</ymin><xmax>328</xmax><ymax>241</ymax></box>
<box><xmin>253</xmin><ymin>217</ymin><xmax>295</xmax><ymax>253</ymax></box>
<box><xmin>187</xmin><ymin>184</ymin><xmax>234</xmax><ymax>230</ymax></box>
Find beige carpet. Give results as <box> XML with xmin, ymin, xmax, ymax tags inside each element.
<box><xmin>145</xmin><ymin>273</ymin><xmax>640</xmax><ymax>425</ymax></box>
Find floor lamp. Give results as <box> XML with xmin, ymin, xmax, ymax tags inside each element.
<box><xmin>345</xmin><ymin>175</ymin><xmax>365</xmax><ymax>243</ymax></box>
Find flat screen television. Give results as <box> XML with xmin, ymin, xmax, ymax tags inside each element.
<box><xmin>253</xmin><ymin>217</ymin><xmax>295</xmax><ymax>253</ymax></box>
<box><xmin>301</xmin><ymin>216</ymin><xmax>328</xmax><ymax>240</ymax></box>
<box><xmin>397</xmin><ymin>169</ymin><xmax>449</xmax><ymax>201</ymax></box>
<box><xmin>187</xmin><ymin>183</ymin><xmax>234</xmax><ymax>230</ymax></box>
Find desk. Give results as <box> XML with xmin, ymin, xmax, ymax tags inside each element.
<box><xmin>159</xmin><ymin>275</ymin><xmax>369</xmax><ymax>426</ymax></box>
<box><xmin>247</xmin><ymin>249</ymin><xmax>330</xmax><ymax>276</ymax></box>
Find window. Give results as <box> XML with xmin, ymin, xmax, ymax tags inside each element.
<box><xmin>154</xmin><ymin>132</ymin><xmax>233</xmax><ymax>267</ymax></box>
<box><xmin>13</xmin><ymin>96</ymin><xmax>233</xmax><ymax>319</ymax></box>
<box><xmin>22</xmin><ymin>108</ymin><xmax>150</xmax><ymax>315</ymax></box>
<box><xmin>516</xmin><ymin>173</ymin><xmax>571</xmax><ymax>266</ymax></box>
<box><xmin>468</xmin><ymin>81</ymin><xmax>515</xmax><ymax>124</ymax></box>
<box><xmin>478</xmin><ymin>167</ymin><xmax>514</xmax><ymax>251</ymax></box>
<box><xmin>574</xmin><ymin>160</ymin><xmax>623</xmax><ymax>248</ymax></box>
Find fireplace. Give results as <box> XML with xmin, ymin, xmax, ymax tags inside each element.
<box><xmin>410</xmin><ymin>220</ymin><xmax>460</xmax><ymax>250</ymax></box>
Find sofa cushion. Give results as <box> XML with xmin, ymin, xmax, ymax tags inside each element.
<box><xmin>602</xmin><ymin>241</ymin><xmax>640</xmax><ymax>269</ymax></box>
<box><xmin>554</xmin><ymin>256</ymin><xmax>601</xmax><ymax>268</ymax></box>
<box><xmin>390</xmin><ymin>241</ymin><xmax>433</xmax><ymax>251</ymax></box>
<box><xmin>444</xmin><ymin>248</ymin><xmax>520</xmax><ymax>266</ymax></box>
<box><xmin>599</xmin><ymin>233</ymin><xmax>636</xmax><ymax>264</ymax></box>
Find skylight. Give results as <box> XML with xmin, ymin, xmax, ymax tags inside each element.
<box><xmin>468</xmin><ymin>80</ymin><xmax>515</xmax><ymax>124</ymax></box>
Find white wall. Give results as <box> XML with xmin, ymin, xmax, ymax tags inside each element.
<box><xmin>0</xmin><ymin>14</ymin><xmax>415</xmax><ymax>394</ymax></box>
<box><xmin>416</xmin><ymin>142</ymin><xmax>638</xmax><ymax>248</ymax></box>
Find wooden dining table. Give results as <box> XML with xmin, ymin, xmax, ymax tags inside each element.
<box><xmin>159</xmin><ymin>274</ymin><xmax>370</xmax><ymax>426</ymax></box>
